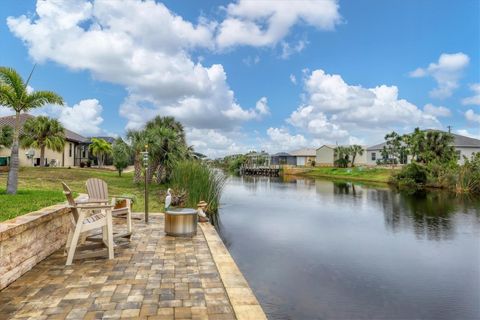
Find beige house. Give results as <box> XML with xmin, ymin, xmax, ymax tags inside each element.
<box><xmin>290</xmin><ymin>148</ymin><xmax>316</xmax><ymax>166</ymax></box>
<box><xmin>316</xmin><ymin>145</ymin><xmax>367</xmax><ymax>166</ymax></box>
<box><xmin>0</xmin><ymin>114</ymin><xmax>90</xmax><ymax>167</ymax></box>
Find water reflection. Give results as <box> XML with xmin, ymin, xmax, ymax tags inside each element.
<box><xmin>218</xmin><ymin>175</ymin><xmax>480</xmax><ymax>319</ymax></box>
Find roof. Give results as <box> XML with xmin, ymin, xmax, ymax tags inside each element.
<box><xmin>271</xmin><ymin>152</ymin><xmax>293</xmax><ymax>157</ymax></box>
<box><xmin>0</xmin><ymin>113</ymin><xmax>87</xmax><ymax>143</ymax></box>
<box><xmin>316</xmin><ymin>144</ymin><xmax>365</xmax><ymax>150</ymax></box>
<box><xmin>366</xmin><ymin>129</ymin><xmax>480</xmax><ymax>151</ymax></box>
<box><xmin>316</xmin><ymin>144</ymin><xmax>337</xmax><ymax>150</ymax></box>
<box><xmin>289</xmin><ymin>148</ymin><xmax>316</xmax><ymax>156</ymax></box>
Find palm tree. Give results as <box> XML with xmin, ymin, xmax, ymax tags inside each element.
<box><xmin>0</xmin><ymin>66</ymin><xmax>63</xmax><ymax>194</ymax></box>
<box><xmin>349</xmin><ymin>145</ymin><xmax>364</xmax><ymax>167</ymax></box>
<box><xmin>20</xmin><ymin>116</ymin><xmax>66</xmax><ymax>167</ymax></box>
<box><xmin>126</xmin><ymin>129</ymin><xmax>148</xmax><ymax>183</ymax></box>
<box><xmin>148</xmin><ymin>126</ymin><xmax>187</xmax><ymax>183</ymax></box>
<box><xmin>0</xmin><ymin>125</ymin><xmax>13</xmax><ymax>150</ymax></box>
<box><xmin>145</xmin><ymin>116</ymin><xmax>188</xmax><ymax>183</ymax></box>
<box><xmin>89</xmin><ymin>138</ymin><xmax>112</xmax><ymax>168</ymax></box>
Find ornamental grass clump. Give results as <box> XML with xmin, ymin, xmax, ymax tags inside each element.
<box><xmin>170</xmin><ymin>160</ymin><xmax>226</xmax><ymax>213</ymax></box>
<box><xmin>456</xmin><ymin>153</ymin><xmax>480</xmax><ymax>195</ymax></box>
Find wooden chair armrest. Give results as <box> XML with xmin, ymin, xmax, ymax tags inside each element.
<box><xmin>77</xmin><ymin>199</ymin><xmax>109</xmax><ymax>204</ymax></box>
<box><xmin>72</xmin><ymin>204</ymin><xmax>114</xmax><ymax>210</ymax></box>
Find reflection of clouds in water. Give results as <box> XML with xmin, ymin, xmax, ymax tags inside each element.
<box><xmin>219</xmin><ymin>175</ymin><xmax>480</xmax><ymax>319</ymax></box>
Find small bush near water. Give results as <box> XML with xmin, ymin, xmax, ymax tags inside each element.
<box><xmin>170</xmin><ymin>160</ymin><xmax>226</xmax><ymax>213</ymax></box>
<box><xmin>392</xmin><ymin>153</ymin><xmax>480</xmax><ymax>195</ymax></box>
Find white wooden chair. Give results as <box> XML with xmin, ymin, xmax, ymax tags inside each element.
<box><xmin>85</xmin><ymin>178</ymin><xmax>133</xmax><ymax>239</ymax></box>
<box><xmin>62</xmin><ymin>182</ymin><xmax>114</xmax><ymax>265</ymax></box>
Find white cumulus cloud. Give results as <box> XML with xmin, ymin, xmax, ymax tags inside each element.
<box><xmin>423</xmin><ymin>103</ymin><xmax>451</xmax><ymax>117</ymax></box>
<box><xmin>465</xmin><ymin>109</ymin><xmax>480</xmax><ymax>124</ymax></box>
<box><xmin>7</xmin><ymin>0</ymin><xmax>258</xmax><ymax>133</ymax></box>
<box><xmin>409</xmin><ymin>52</ymin><xmax>470</xmax><ymax>99</ymax></box>
<box><xmin>462</xmin><ymin>83</ymin><xmax>480</xmax><ymax>105</ymax></box>
<box><xmin>216</xmin><ymin>0</ymin><xmax>341</xmax><ymax>49</ymax></box>
<box><xmin>287</xmin><ymin>69</ymin><xmax>439</xmax><ymax>143</ymax></box>
<box><xmin>32</xmin><ymin>99</ymin><xmax>104</xmax><ymax>136</ymax></box>
<box><xmin>263</xmin><ymin>127</ymin><xmax>308</xmax><ymax>152</ymax></box>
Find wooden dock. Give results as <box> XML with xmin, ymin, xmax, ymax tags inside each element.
<box><xmin>240</xmin><ymin>166</ymin><xmax>280</xmax><ymax>176</ymax></box>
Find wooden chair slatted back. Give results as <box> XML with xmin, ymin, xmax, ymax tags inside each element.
<box><xmin>86</xmin><ymin>178</ymin><xmax>109</xmax><ymax>201</ymax></box>
<box><xmin>61</xmin><ymin>182</ymin><xmax>79</xmax><ymax>223</ymax></box>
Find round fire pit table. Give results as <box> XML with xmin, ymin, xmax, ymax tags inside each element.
<box><xmin>164</xmin><ymin>208</ymin><xmax>198</xmax><ymax>237</ymax></box>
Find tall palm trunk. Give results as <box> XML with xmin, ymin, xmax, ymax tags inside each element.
<box><xmin>155</xmin><ymin>164</ymin><xmax>165</xmax><ymax>184</ymax></box>
<box><xmin>6</xmin><ymin>111</ymin><xmax>20</xmax><ymax>194</ymax></box>
<box><xmin>40</xmin><ymin>145</ymin><xmax>46</xmax><ymax>167</ymax></box>
<box><xmin>133</xmin><ymin>154</ymin><xmax>142</xmax><ymax>183</ymax></box>
<box><xmin>147</xmin><ymin>159</ymin><xmax>158</xmax><ymax>183</ymax></box>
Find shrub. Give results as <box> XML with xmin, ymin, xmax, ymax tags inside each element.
<box><xmin>456</xmin><ymin>153</ymin><xmax>480</xmax><ymax>194</ymax></box>
<box><xmin>79</xmin><ymin>162</ymin><xmax>85</xmax><ymax>168</ymax></box>
<box><xmin>86</xmin><ymin>160</ymin><xmax>91</xmax><ymax>167</ymax></box>
<box><xmin>334</xmin><ymin>158</ymin><xmax>349</xmax><ymax>168</ymax></box>
<box><xmin>391</xmin><ymin>162</ymin><xmax>428</xmax><ymax>189</ymax></box>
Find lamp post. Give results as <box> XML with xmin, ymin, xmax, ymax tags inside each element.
<box><xmin>141</xmin><ymin>145</ymin><xmax>149</xmax><ymax>224</ymax></box>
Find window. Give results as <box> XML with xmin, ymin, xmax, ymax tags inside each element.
<box><xmin>82</xmin><ymin>146</ymin><xmax>86</xmax><ymax>158</ymax></box>
<box><xmin>456</xmin><ymin>150</ymin><xmax>461</xmax><ymax>160</ymax></box>
<box><xmin>69</xmin><ymin>143</ymin><xmax>72</xmax><ymax>157</ymax></box>
<box><xmin>371</xmin><ymin>152</ymin><xmax>376</xmax><ymax>161</ymax></box>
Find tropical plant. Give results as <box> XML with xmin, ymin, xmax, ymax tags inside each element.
<box><xmin>0</xmin><ymin>66</ymin><xmax>64</xmax><ymax>194</ymax></box>
<box><xmin>170</xmin><ymin>160</ymin><xmax>226</xmax><ymax>214</ymax></box>
<box><xmin>348</xmin><ymin>145</ymin><xmax>364</xmax><ymax>167</ymax></box>
<box><xmin>391</xmin><ymin>162</ymin><xmax>428</xmax><ymax>191</ymax></box>
<box><xmin>112</xmin><ymin>138</ymin><xmax>131</xmax><ymax>176</ymax></box>
<box><xmin>20</xmin><ymin>116</ymin><xmax>65</xmax><ymax>167</ymax></box>
<box><xmin>89</xmin><ymin>138</ymin><xmax>112</xmax><ymax>168</ymax></box>
<box><xmin>384</xmin><ymin>131</ymin><xmax>403</xmax><ymax>166</ymax></box>
<box><xmin>145</xmin><ymin>116</ymin><xmax>188</xmax><ymax>183</ymax></box>
<box><xmin>334</xmin><ymin>146</ymin><xmax>350</xmax><ymax>168</ymax></box>
<box><xmin>403</xmin><ymin>129</ymin><xmax>456</xmax><ymax>165</ymax></box>
<box><xmin>0</xmin><ymin>125</ymin><xmax>13</xmax><ymax>149</ymax></box>
<box><xmin>126</xmin><ymin>129</ymin><xmax>148</xmax><ymax>183</ymax></box>
<box><xmin>456</xmin><ymin>153</ymin><xmax>480</xmax><ymax>194</ymax></box>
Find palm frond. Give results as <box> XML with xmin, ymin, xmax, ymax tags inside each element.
<box><xmin>0</xmin><ymin>67</ymin><xmax>26</xmax><ymax>101</ymax></box>
<box><xmin>24</xmin><ymin>90</ymin><xmax>64</xmax><ymax>111</ymax></box>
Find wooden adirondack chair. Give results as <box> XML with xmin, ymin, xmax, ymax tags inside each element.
<box><xmin>62</xmin><ymin>182</ymin><xmax>114</xmax><ymax>265</ymax></box>
<box><xmin>85</xmin><ymin>178</ymin><xmax>133</xmax><ymax>239</ymax></box>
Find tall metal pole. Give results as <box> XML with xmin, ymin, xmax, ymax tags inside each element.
<box><xmin>142</xmin><ymin>145</ymin><xmax>149</xmax><ymax>224</ymax></box>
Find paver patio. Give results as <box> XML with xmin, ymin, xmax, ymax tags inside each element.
<box><xmin>0</xmin><ymin>213</ymin><xmax>246</xmax><ymax>319</ymax></box>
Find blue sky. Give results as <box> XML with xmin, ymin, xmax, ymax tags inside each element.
<box><xmin>0</xmin><ymin>0</ymin><xmax>479</xmax><ymax>157</ymax></box>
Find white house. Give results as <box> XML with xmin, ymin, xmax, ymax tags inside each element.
<box><xmin>290</xmin><ymin>148</ymin><xmax>316</xmax><ymax>166</ymax></box>
<box><xmin>366</xmin><ymin>130</ymin><xmax>480</xmax><ymax>165</ymax></box>
<box><xmin>316</xmin><ymin>145</ymin><xmax>367</xmax><ymax>166</ymax></box>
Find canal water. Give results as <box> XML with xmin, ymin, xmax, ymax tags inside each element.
<box><xmin>217</xmin><ymin>175</ymin><xmax>480</xmax><ymax>320</ymax></box>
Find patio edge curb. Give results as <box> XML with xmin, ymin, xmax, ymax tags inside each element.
<box><xmin>199</xmin><ymin>222</ymin><xmax>267</xmax><ymax>320</ymax></box>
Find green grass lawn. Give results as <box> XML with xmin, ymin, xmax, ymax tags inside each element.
<box><xmin>0</xmin><ymin>167</ymin><xmax>166</xmax><ymax>222</ymax></box>
<box><xmin>303</xmin><ymin>166</ymin><xmax>397</xmax><ymax>183</ymax></box>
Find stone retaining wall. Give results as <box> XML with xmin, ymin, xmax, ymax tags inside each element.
<box><xmin>0</xmin><ymin>204</ymin><xmax>71</xmax><ymax>290</ymax></box>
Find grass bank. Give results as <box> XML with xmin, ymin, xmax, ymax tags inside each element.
<box><xmin>0</xmin><ymin>167</ymin><xmax>165</xmax><ymax>222</ymax></box>
<box><xmin>299</xmin><ymin>166</ymin><xmax>397</xmax><ymax>183</ymax></box>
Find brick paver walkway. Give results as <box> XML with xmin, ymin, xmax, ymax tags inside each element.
<box><xmin>0</xmin><ymin>214</ymin><xmax>236</xmax><ymax>319</ymax></box>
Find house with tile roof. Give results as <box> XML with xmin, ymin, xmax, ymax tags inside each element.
<box><xmin>366</xmin><ymin>130</ymin><xmax>480</xmax><ymax>165</ymax></box>
<box><xmin>0</xmin><ymin>113</ymin><xmax>90</xmax><ymax>167</ymax></box>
